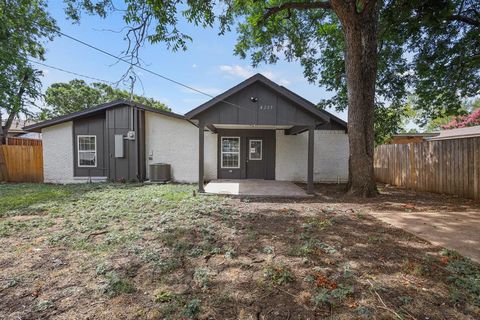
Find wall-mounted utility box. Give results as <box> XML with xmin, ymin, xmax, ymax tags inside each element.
<box><xmin>114</xmin><ymin>134</ymin><xmax>124</xmax><ymax>158</ymax></box>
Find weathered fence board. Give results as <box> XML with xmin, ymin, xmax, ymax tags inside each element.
<box><xmin>0</xmin><ymin>145</ymin><xmax>43</xmax><ymax>183</ymax></box>
<box><xmin>374</xmin><ymin>137</ymin><xmax>480</xmax><ymax>201</ymax></box>
<box><xmin>6</xmin><ymin>137</ymin><xmax>42</xmax><ymax>146</ymax></box>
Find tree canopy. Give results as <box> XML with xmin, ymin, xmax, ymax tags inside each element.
<box><xmin>442</xmin><ymin>108</ymin><xmax>480</xmax><ymax>129</ymax></box>
<box><xmin>65</xmin><ymin>0</ymin><xmax>479</xmax><ymax>137</ymax></box>
<box><xmin>64</xmin><ymin>0</ymin><xmax>479</xmax><ymax>196</ymax></box>
<box><xmin>40</xmin><ymin>79</ymin><xmax>170</xmax><ymax>119</ymax></box>
<box><xmin>436</xmin><ymin>99</ymin><xmax>480</xmax><ymax>129</ymax></box>
<box><xmin>0</xmin><ymin>0</ymin><xmax>57</xmax><ymax>142</ymax></box>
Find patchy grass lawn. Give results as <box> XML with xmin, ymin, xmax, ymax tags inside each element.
<box><xmin>0</xmin><ymin>183</ymin><xmax>479</xmax><ymax>319</ymax></box>
<box><xmin>0</xmin><ymin>183</ymin><xmax>90</xmax><ymax>215</ymax></box>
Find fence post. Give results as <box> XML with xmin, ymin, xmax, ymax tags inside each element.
<box><xmin>0</xmin><ymin>146</ymin><xmax>7</xmax><ymax>181</ymax></box>
<box><xmin>474</xmin><ymin>138</ymin><xmax>479</xmax><ymax>201</ymax></box>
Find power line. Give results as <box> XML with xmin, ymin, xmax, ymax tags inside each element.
<box><xmin>28</xmin><ymin>59</ymin><xmax>114</xmax><ymax>84</ymax></box>
<box><xmin>58</xmin><ymin>30</ymin><xmax>215</xmax><ymax>99</ymax></box>
<box><xmin>55</xmin><ymin>30</ymin><xmax>319</xmax><ymax>126</ymax></box>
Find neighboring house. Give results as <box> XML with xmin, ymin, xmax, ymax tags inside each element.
<box><xmin>389</xmin><ymin>133</ymin><xmax>439</xmax><ymax>144</ymax></box>
<box><xmin>389</xmin><ymin>126</ymin><xmax>480</xmax><ymax>144</ymax></box>
<box><xmin>24</xmin><ymin>74</ymin><xmax>349</xmax><ymax>192</ymax></box>
<box><xmin>425</xmin><ymin>126</ymin><xmax>480</xmax><ymax>141</ymax></box>
<box><xmin>15</xmin><ymin>132</ymin><xmax>42</xmax><ymax>140</ymax></box>
<box><xmin>2</xmin><ymin>119</ymin><xmax>41</xmax><ymax>139</ymax></box>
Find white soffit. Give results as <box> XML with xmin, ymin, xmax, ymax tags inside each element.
<box><xmin>213</xmin><ymin>124</ymin><xmax>293</xmax><ymax>130</ymax></box>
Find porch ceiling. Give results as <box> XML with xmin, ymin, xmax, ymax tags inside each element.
<box><xmin>212</xmin><ymin>124</ymin><xmax>293</xmax><ymax>130</ymax></box>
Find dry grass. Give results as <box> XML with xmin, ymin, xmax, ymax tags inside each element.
<box><xmin>0</xmin><ymin>183</ymin><xmax>479</xmax><ymax>319</ymax></box>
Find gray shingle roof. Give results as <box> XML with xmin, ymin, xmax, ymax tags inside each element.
<box><xmin>426</xmin><ymin>126</ymin><xmax>480</xmax><ymax>140</ymax></box>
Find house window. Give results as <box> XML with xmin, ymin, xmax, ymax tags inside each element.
<box><xmin>77</xmin><ymin>135</ymin><xmax>97</xmax><ymax>167</ymax></box>
<box><xmin>249</xmin><ymin>139</ymin><xmax>262</xmax><ymax>160</ymax></box>
<box><xmin>221</xmin><ymin>137</ymin><xmax>240</xmax><ymax>169</ymax></box>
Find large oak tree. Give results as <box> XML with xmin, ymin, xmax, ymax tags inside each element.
<box><xmin>66</xmin><ymin>0</ymin><xmax>479</xmax><ymax>196</ymax></box>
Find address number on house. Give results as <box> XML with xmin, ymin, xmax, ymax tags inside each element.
<box><xmin>259</xmin><ymin>105</ymin><xmax>273</xmax><ymax>110</ymax></box>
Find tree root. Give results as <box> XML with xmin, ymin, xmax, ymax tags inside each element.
<box><xmin>367</xmin><ymin>279</ymin><xmax>417</xmax><ymax>320</ymax></box>
<box><xmin>86</xmin><ymin>230</ymin><xmax>109</xmax><ymax>239</ymax></box>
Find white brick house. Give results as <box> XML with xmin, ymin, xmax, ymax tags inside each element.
<box><xmin>25</xmin><ymin>74</ymin><xmax>349</xmax><ymax>192</ymax></box>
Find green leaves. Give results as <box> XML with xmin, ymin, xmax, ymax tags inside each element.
<box><xmin>230</xmin><ymin>0</ymin><xmax>479</xmax><ymax>133</ymax></box>
<box><xmin>0</xmin><ymin>0</ymin><xmax>57</xmax><ymax>140</ymax></box>
<box><xmin>381</xmin><ymin>0</ymin><xmax>480</xmax><ymax>126</ymax></box>
<box><xmin>42</xmin><ymin>79</ymin><xmax>170</xmax><ymax>118</ymax></box>
<box><xmin>62</xmin><ymin>0</ymin><xmax>480</xmax><ymax>135</ymax></box>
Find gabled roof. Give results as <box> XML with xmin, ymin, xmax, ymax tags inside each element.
<box><xmin>278</xmin><ymin>85</ymin><xmax>347</xmax><ymax>130</ymax></box>
<box><xmin>185</xmin><ymin>73</ymin><xmax>331</xmax><ymax>123</ymax></box>
<box><xmin>24</xmin><ymin>99</ymin><xmax>185</xmax><ymax>132</ymax></box>
<box><xmin>425</xmin><ymin>126</ymin><xmax>480</xmax><ymax>141</ymax></box>
<box><xmin>3</xmin><ymin>119</ymin><xmax>37</xmax><ymax>133</ymax></box>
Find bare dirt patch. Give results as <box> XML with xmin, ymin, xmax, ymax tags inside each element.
<box><xmin>0</xmin><ymin>183</ymin><xmax>479</xmax><ymax>319</ymax></box>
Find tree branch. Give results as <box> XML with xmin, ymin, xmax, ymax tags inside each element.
<box><xmin>1</xmin><ymin>73</ymin><xmax>29</xmax><ymax>144</ymax></box>
<box><xmin>446</xmin><ymin>14</ymin><xmax>480</xmax><ymax>27</ymax></box>
<box><xmin>262</xmin><ymin>1</ymin><xmax>332</xmax><ymax>22</ymax></box>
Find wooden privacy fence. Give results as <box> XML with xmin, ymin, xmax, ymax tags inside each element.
<box><xmin>6</xmin><ymin>137</ymin><xmax>42</xmax><ymax>146</ymax></box>
<box><xmin>374</xmin><ymin>137</ymin><xmax>480</xmax><ymax>201</ymax></box>
<box><xmin>0</xmin><ymin>145</ymin><xmax>43</xmax><ymax>182</ymax></box>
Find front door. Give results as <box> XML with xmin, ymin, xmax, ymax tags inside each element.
<box><xmin>246</xmin><ymin>138</ymin><xmax>264</xmax><ymax>179</ymax></box>
<box><xmin>217</xmin><ymin>130</ymin><xmax>275</xmax><ymax>180</ymax></box>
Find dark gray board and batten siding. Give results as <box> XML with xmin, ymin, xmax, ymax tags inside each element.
<box><xmin>195</xmin><ymin>82</ymin><xmax>319</xmax><ymax>127</ymax></box>
<box><xmin>106</xmin><ymin>105</ymin><xmax>145</xmax><ymax>182</ymax></box>
<box><xmin>73</xmin><ymin>114</ymin><xmax>108</xmax><ymax>177</ymax></box>
<box><xmin>188</xmin><ymin>75</ymin><xmax>333</xmax><ymax>185</ymax></box>
<box><xmin>72</xmin><ymin>104</ymin><xmax>146</xmax><ymax>181</ymax></box>
<box><xmin>24</xmin><ymin>100</ymin><xmax>181</xmax><ymax>183</ymax></box>
<box><xmin>216</xmin><ymin>129</ymin><xmax>275</xmax><ymax>180</ymax></box>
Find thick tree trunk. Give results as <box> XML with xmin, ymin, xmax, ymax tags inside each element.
<box><xmin>1</xmin><ymin>73</ymin><xmax>29</xmax><ymax>145</ymax></box>
<box><xmin>335</xmin><ymin>2</ymin><xmax>379</xmax><ymax>197</ymax></box>
<box><xmin>1</xmin><ymin>113</ymin><xmax>15</xmax><ymax>145</ymax></box>
<box><xmin>0</xmin><ymin>113</ymin><xmax>3</xmax><ymax>145</ymax></box>
<box><xmin>1</xmin><ymin>105</ymin><xmax>18</xmax><ymax>145</ymax></box>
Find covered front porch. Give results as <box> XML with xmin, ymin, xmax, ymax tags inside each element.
<box><xmin>185</xmin><ymin>74</ymin><xmax>333</xmax><ymax>195</ymax></box>
<box><xmin>204</xmin><ymin>179</ymin><xmax>312</xmax><ymax>198</ymax></box>
<box><xmin>199</xmin><ymin>124</ymin><xmax>317</xmax><ymax>194</ymax></box>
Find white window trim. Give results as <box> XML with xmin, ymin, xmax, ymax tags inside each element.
<box><xmin>249</xmin><ymin>139</ymin><xmax>263</xmax><ymax>160</ymax></box>
<box><xmin>221</xmin><ymin>136</ymin><xmax>240</xmax><ymax>169</ymax></box>
<box><xmin>77</xmin><ymin>135</ymin><xmax>97</xmax><ymax>168</ymax></box>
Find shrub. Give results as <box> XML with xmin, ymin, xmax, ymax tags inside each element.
<box><xmin>264</xmin><ymin>264</ymin><xmax>294</xmax><ymax>285</ymax></box>
<box><xmin>154</xmin><ymin>289</ymin><xmax>174</xmax><ymax>303</ymax></box>
<box><xmin>193</xmin><ymin>268</ymin><xmax>211</xmax><ymax>290</ymax></box>
<box><xmin>183</xmin><ymin>299</ymin><xmax>201</xmax><ymax>319</ymax></box>
<box><xmin>263</xmin><ymin>246</ymin><xmax>274</xmax><ymax>254</ymax></box>
<box><xmin>311</xmin><ymin>284</ymin><xmax>354</xmax><ymax>308</ymax></box>
<box><xmin>443</xmin><ymin>255</ymin><xmax>480</xmax><ymax>306</ymax></box>
<box><xmin>442</xmin><ymin>108</ymin><xmax>480</xmax><ymax>129</ymax></box>
<box><xmin>35</xmin><ymin>300</ymin><xmax>53</xmax><ymax>311</ymax></box>
<box><xmin>101</xmin><ymin>271</ymin><xmax>135</xmax><ymax>298</ymax></box>
<box><xmin>402</xmin><ymin>259</ymin><xmax>430</xmax><ymax>276</ymax></box>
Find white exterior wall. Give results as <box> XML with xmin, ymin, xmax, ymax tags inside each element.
<box><xmin>145</xmin><ymin>111</ymin><xmax>217</xmax><ymax>183</ymax></box>
<box><xmin>41</xmin><ymin>113</ymin><xmax>346</xmax><ymax>184</ymax></box>
<box><xmin>42</xmin><ymin>121</ymin><xmax>76</xmax><ymax>183</ymax></box>
<box><xmin>276</xmin><ymin>130</ymin><xmax>349</xmax><ymax>183</ymax></box>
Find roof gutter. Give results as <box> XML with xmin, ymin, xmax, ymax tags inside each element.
<box><xmin>23</xmin><ymin>99</ymin><xmax>185</xmax><ymax>132</ymax></box>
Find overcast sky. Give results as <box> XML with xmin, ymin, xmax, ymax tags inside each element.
<box><xmin>33</xmin><ymin>2</ymin><xmax>347</xmax><ymax>121</ymax></box>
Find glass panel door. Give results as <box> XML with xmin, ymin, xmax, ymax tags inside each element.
<box><xmin>249</xmin><ymin>139</ymin><xmax>262</xmax><ymax>160</ymax></box>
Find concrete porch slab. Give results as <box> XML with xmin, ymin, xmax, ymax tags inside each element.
<box><xmin>204</xmin><ymin>179</ymin><xmax>312</xmax><ymax>198</ymax></box>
